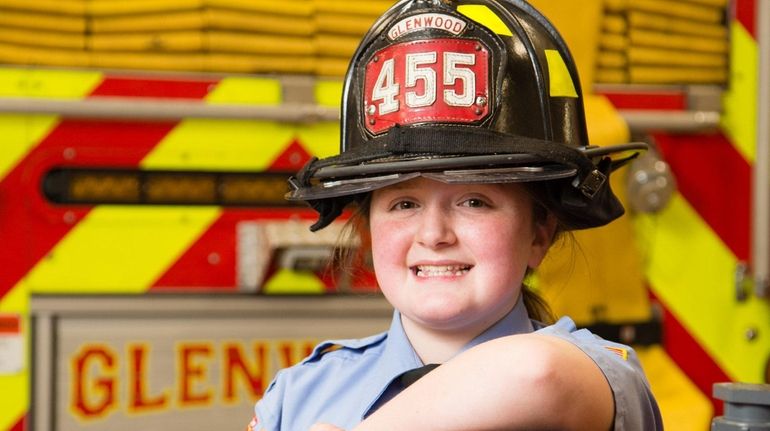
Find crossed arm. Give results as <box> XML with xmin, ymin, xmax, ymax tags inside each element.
<box><xmin>312</xmin><ymin>334</ymin><xmax>614</xmax><ymax>431</ymax></box>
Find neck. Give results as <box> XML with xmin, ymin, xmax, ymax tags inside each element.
<box><xmin>400</xmin><ymin>308</ymin><xmax>515</xmax><ymax>364</ymax></box>
<box><xmin>398</xmin><ymin>298</ymin><xmax>521</xmax><ymax>364</ymax></box>
<box><xmin>401</xmin><ymin>319</ymin><xmax>477</xmax><ymax>364</ymax></box>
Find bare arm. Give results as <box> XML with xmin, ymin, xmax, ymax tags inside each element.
<box><xmin>352</xmin><ymin>334</ymin><xmax>614</xmax><ymax>431</ymax></box>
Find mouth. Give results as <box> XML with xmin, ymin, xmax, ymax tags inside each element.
<box><xmin>412</xmin><ymin>264</ymin><xmax>472</xmax><ymax>278</ymax></box>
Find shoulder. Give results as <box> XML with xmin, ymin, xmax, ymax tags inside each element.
<box><xmin>534</xmin><ymin>317</ymin><xmax>663</xmax><ymax>431</ymax></box>
<box><xmin>254</xmin><ymin>331</ymin><xmax>389</xmax><ymax>429</ymax></box>
<box><xmin>301</xmin><ymin>331</ymin><xmax>388</xmax><ymax>365</ymax></box>
<box><xmin>534</xmin><ymin>316</ymin><xmax>646</xmax><ymax>375</ymax></box>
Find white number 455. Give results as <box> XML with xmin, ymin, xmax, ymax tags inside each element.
<box><xmin>371</xmin><ymin>51</ymin><xmax>476</xmax><ymax>115</ymax></box>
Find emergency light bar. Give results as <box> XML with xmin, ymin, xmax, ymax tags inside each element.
<box><xmin>42</xmin><ymin>168</ymin><xmax>300</xmax><ymax>207</ymax></box>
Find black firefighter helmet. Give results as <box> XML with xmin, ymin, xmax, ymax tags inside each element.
<box><xmin>288</xmin><ymin>0</ymin><xmax>645</xmax><ymax>231</ymax></box>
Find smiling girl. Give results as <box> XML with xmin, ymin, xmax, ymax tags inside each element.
<box><xmin>249</xmin><ymin>0</ymin><xmax>661</xmax><ymax>429</ymax></box>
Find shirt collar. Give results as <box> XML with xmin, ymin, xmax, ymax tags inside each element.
<box><xmin>360</xmin><ymin>296</ymin><xmax>534</xmax><ymax>418</ymax></box>
<box><xmin>457</xmin><ymin>294</ymin><xmax>534</xmax><ymax>355</ymax></box>
<box><xmin>359</xmin><ymin>309</ymin><xmax>424</xmax><ymax>417</ymax></box>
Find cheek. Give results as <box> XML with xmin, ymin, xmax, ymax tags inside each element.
<box><xmin>369</xmin><ymin>219</ymin><xmax>407</xmax><ymax>270</ymax></box>
<box><xmin>466</xmin><ymin>219</ymin><xmax>533</xmax><ymax>272</ymax></box>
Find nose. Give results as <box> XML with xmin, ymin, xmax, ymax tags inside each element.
<box><xmin>415</xmin><ymin>204</ymin><xmax>456</xmax><ymax>249</ymax></box>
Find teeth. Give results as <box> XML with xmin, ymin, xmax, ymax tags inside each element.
<box><xmin>415</xmin><ymin>265</ymin><xmax>470</xmax><ymax>277</ymax></box>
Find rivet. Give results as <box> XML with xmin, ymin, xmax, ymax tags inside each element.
<box><xmin>63</xmin><ymin>211</ymin><xmax>76</xmax><ymax>224</ymax></box>
<box><xmin>747</xmin><ymin>327</ymin><xmax>759</xmax><ymax>341</ymax></box>
<box><xmin>369</xmin><ymin>118</ymin><xmax>376</xmax><ymax>125</ymax></box>
<box><xmin>367</xmin><ymin>105</ymin><xmax>376</xmax><ymax>115</ymax></box>
<box><xmin>475</xmin><ymin>44</ymin><xmax>482</xmax><ymax>51</ymax></box>
<box><xmin>475</xmin><ymin>96</ymin><xmax>487</xmax><ymax>107</ymax></box>
<box><xmin>474</xmin><ymin>108</ymin><xmax>482</xmax><ymax>115</ymax></box>
<box><xmin>208</xmin><ymin>252</ymin><xmax>221</xmax><ymax>265</ymax></box>
<box><xmin>372</xmin><ymin>55</ymin><xmax>379</xmax><ymax>63</ymax></box>
<box><xmin>63</xmin><ymin>147</ymin><xmax>76</xmax><ymax>160</ymax></box>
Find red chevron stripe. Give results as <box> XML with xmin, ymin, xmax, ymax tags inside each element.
<box><xmin>597</xmin><ymin>90</ymin><xmax>686</xmax><ymax>111</ymax></box>
<box><xmin>652</xmin><ymin>292</ymin><xmax>731</xmax><ymax>415</ymax></box>
<box><xmin>735</xmin><ymin>0</ymin><xmax>756</xmax><ymax>38</ymax></box>
<box><xmin>651</xmin><ymin>132</ymin><xmax>749</xmax><ymax>415</ymax></box>
<box><xmin>0</xmin><ymin>120</ymin><xmax>177</xmax><ymax>299</ymax></box>
<box><xmin>150</xmin><ymin>139</ymin><xmax>317</xmax><ymax>290</ymax></box>
<box><xmin>9</xmin><ymin>414</ymin><xmax>25</xmax><ymax>431</ymax></box>
<box><xmin>89</xmin><ymin>76</ymin><xmax>218</xmax><ymax>99</ymax></box>
<box><xmin>150</xmin><ymin>209</ymin><xmax>318</xmax><ymax>290</ymax></box>
<box><xmin>653</xmin><ymin>132</ymin><xmax>751</xmax><ymax>261</ymax></box>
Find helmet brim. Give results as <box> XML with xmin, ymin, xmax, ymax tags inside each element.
<box><xmin>287</xmin><ymin>141</ymin><xmax>646</xmax><ymax>201</ymax></box>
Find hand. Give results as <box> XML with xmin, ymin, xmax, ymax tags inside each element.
<box><xmin>310</xmin><ymin>423</ymin><xmax>345</xmax><ymax>431</ymax></box>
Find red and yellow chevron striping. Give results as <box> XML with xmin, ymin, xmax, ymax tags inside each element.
<box><xmin>0</xmin><ymin>67</ymin><xmax>341</xmax><ymax>430</ymax></box>
<box><xmin>631</xmin><ymin>0</ymin><xmax>769</xmax><ymax>416</ymax></box>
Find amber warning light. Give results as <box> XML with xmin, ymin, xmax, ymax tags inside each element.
<box><xmin>42</xmin><ymin>168</ymin><xmax>301</xmax><ymax>207</ymax></box>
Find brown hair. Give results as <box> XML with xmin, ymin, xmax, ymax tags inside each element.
<box><xmin>332</xmin><ymin>184</ymin><xmax>563</xmax><ymax>324</ymax></box>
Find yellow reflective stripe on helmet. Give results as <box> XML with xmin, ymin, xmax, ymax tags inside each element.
<box><xmin>721</xmin><ymin>20</ymin><xmax>757</xmax><ymax>163</ymax></box>
<box><xmin>22</xmin><ymin>206</ymin><xmax>220</xmax><ymax>293</ymax></box>
<box><xmin>544</xmin><ymin>49</ymin><xmax>578</xmax><ymax>98</ymax></box>
<box><xmin>636</xmin><ymin>194</ymin><xmax>770</xmax><ymax>382</ymax></box>
<box><xmin>0</xmin><ymin>114</ymin><xmax>58</xmax><ymax>180</ymax></box>
<box><xmin>457</xmin><ymin>5</ymin><xmax>512</xmax><ymax>36</ymax></box>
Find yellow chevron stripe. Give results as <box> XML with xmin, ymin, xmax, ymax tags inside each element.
<box><xmin>721</xmin><ymin>20</ymin><xmax>757</xmax><ymax>163</ymax></box>
<box><xmin>0</xmin><ymin>372</ymin><xmax>26</xmax><ymax>430</ymax></box>
<box><xmin>20</xmin><ymin>206</ymin><xmax>220</xmax><ymax>293</ymax></box>
<box><xmin>140</xmin><ymin>119</ymin><xmax>298</xmax><ymax>170</ymax></box>
<box><xmin>295</xmin><ymin>121</ymin><xmax>340</xmax><ymax>159</ymax></box>
<box><xmin>637</xmin><ymin>345</ymin><xmax>712</xmax><ymax>430</ymax></box>
<box><xmin>0</xmin><ymin>114</ymin><xmax>58</xmax><ymax>180</ymax></box>
<box><xmin>205</xmin><ymin>76</ymin><xmax>282</xmax><ymax>105</ymax></box>
<box><xmin>0</xmin><ymin>67</ymin><xmax>101</xmax><ymax>99</ymax></box>
<box><xmin>315</xmin><ymin>80</ymin><xmax>343</xmax><ymax>107</ymax></box>
<box><xmin>0</xmin><ymin>67</ymin><xmax>101</xmax><ymax>179</ymax></box>
<box><xmin>0</xmin><ymin>67</ymin><xmax>101</xmax><ymax>429</ymax></box>
<box><xmin>262</xmin><ymin>268</ymin><xmax>325</xmax><ymax>294</ymax></box>
<box><xmin>0</xmin><ymin>284</ymin><xmax>28</xmax><ymax>431</ymax></box>
<box><xmin>140</xmin><ymin>76</ymin><xmax>291</xmax><ymax>169</ymax></box>
<box><xmin>635</xmin><ymin>194</ymin><xmax>770</xmax><ymax>382</ymax></box>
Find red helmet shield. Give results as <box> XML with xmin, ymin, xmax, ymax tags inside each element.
<box><xmin>363</xmin><ymin>38</ymin><xmax>491</xmax><ymax>135</ymax></box>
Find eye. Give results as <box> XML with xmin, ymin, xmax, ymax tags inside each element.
<box><xmin>460</xmin><ymin>198</ymin><xmax>488</xmax><ymax>208</ymax></box>
<box><xmin>390</xmin><ymin>200</ymin><xmax>418</xmax><ymax>211</ymax></box>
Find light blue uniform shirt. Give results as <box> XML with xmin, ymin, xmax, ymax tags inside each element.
<box><xmin>254</xmin><ymin>298</ymin><xmax>662</xmax><ymax>430</ymax></box>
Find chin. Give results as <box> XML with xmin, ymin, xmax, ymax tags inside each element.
<box><xmin>411</xmin><ymin>304</ymin><xmax>475</xmax><ymax>327</ymax></box>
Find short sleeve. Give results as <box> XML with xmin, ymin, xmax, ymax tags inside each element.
<box><xmin>536</xmin><ymin>317</ymin><xmax>663</xmax><ymax>431</ymax></box>
<box><xmin>253</xmin><ymin>369</ymin><xmax>287</xmax><ymax>431</ymax></box>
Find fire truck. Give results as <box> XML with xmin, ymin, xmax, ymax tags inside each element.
<box><xmin>0</xmin><ymin>0</ymin><xmax>767</xmax><ymax>430</ymax></box>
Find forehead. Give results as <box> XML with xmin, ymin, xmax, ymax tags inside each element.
<box><xmin>373</xmin><ymin>177</ymin><xmax>528</xmax><ymax>197</ymax></box>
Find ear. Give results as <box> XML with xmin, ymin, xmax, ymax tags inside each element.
<box><xmin>528</xmin><ymin>213</ymin><xmax>558</xmax><ymax>269</ymax></box>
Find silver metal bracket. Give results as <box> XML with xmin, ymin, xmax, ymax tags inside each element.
<box><xmin>575</xmin><ymin>169</ymin><xmax>607</xmax><ymax>198</ymax></box>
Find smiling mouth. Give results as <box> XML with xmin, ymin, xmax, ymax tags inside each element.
<box><xmin>413</xmin><ymin>264</ymin><xmax>472</xmax><ymax>278</ymax></box>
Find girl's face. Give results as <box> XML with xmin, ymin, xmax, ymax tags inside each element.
<box><xmin>369</xmin><ymin>177</ymin><xmax>554</xmax><ymax>337</ymax></box>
